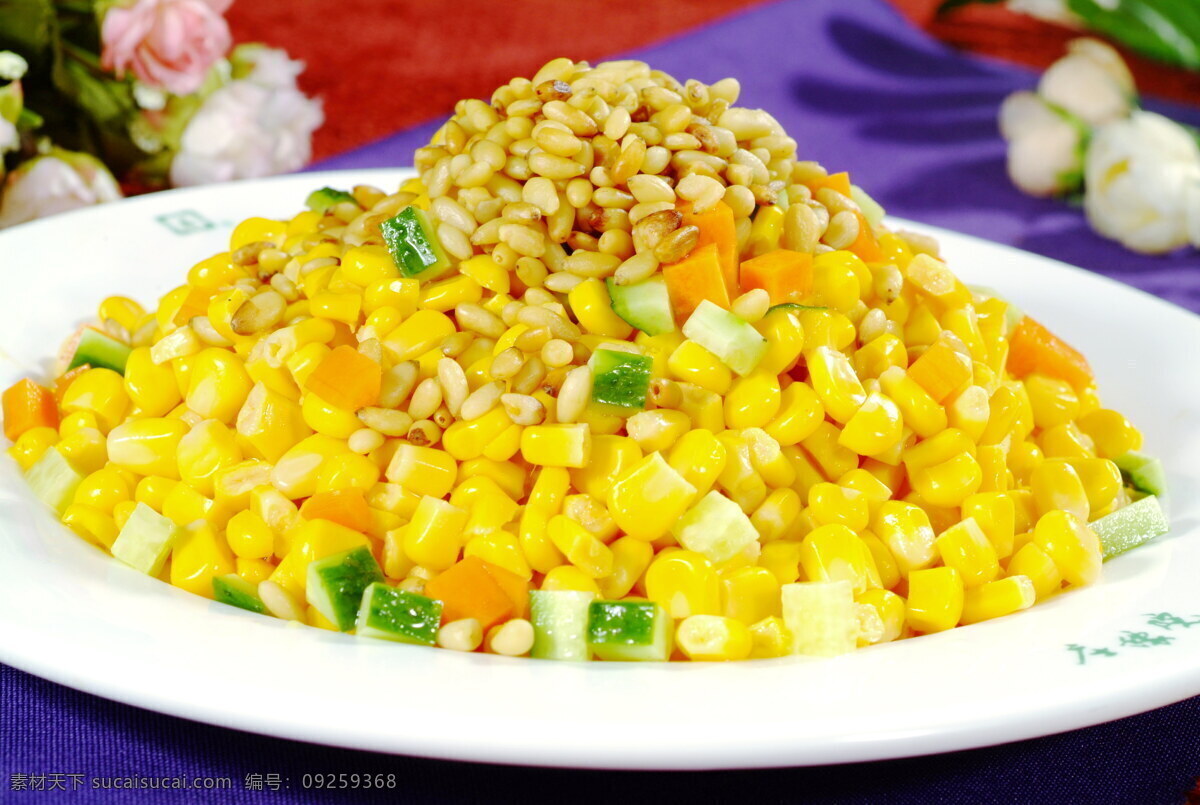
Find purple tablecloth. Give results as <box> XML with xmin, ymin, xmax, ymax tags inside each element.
<box><xmin>5</xmin><ymin>0</ymin><xmax>1200</xmax><ymax>801</ymax></box>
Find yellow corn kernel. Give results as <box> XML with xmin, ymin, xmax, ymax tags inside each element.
<box><xmin>675</xmin><ymin>382</ymin><xmax>725</xmax><ymax>432</ymax></box>
<box><xmin>270</xmin><ymin>518</ymin><xmax>370</xmax><ymax>597</ymax></box>
<box><xmin>799</xmin><ymin>421</ymin><xmax>858</xmax><ymax>482</ymax></box>
<box><xmin>60</xmin><ymin>368</ymin><xmax>129</xmax><ymax>433</ymax></box>
<box><xmin>715</xmin><ymin>431</ymin><xmax>767</xmax><ymax>512</ymax></box>
<box><xmin>625</xmin><ymin>410</ymin><xmax>690</xmax><ymax>454</ymax></box>
<box><xmin>1006</xmin><ymin>542</ymin><xmax>1062</xmax><ymax>600</ymax></box>
<box><xmin>798</xmin><ymin>523</ymin><xmax>881</xmax><ymax>594</ymax></box>
<box><xmin>908</xmin><ymin>451</ymin><xmax>982</xmax><ymax>509</ymax></box>
<box><xmin>57</xmin><ymin>410</ymin><xmax>97</xmax><ymax>438</ymax></box>
<box><xmin>750</xmin><ymin>487</ymin><xmax>802</xmax><ymax>542</ymax></box>
<box><xmin>230</xmin><ymin>216</ymin><xmax>285</xmax><ymax>250</ymax></box>
<box><xmin>98</xmin><ymin>295</ymin><xmax>146</xmax><ymax>332</ymax></box>
<box><xmin>311</xmin><ymin>291</ymin><xmax>363</xmax><ymax>325</ymax></box>
<box><xmin>835</xmin><ymin>468</ymin><xmax>889</xmax><ymax>507</ymax></box>
<box><xmin>960</xmin><ymin>575</ymin><xmax>1036</xmax><ymax>625</ymax></box>
<box><xmin>945</xmin><ymin>385</ymin><xmax>989</xmax><ymax>444</ymax></box>
<box><xmin>810</xmin><ymin>250</ymin><xmax>863</xmax><ymax>312</ymax></box>
<box><xmin>456</xmin><ymin>458</ymin><xmax>523</xmax><ymax>500</ymax></box>
<box><xmin>235</xmin><ymin>382</ymin><xmax>312</xmax><ymax>463</ymax></box>
<box><xmin>1007</xmin><ymin>440</ymin><xmax>1044</xmax><ymax>485</ymax></box>
<box><xmin>177</xmin><ymin>419</ymin><xmax>242</xmax><ymax>497</ymax></box>
<box><xmin>752</xmin><ymin>307</ymin><xmax>805</xmax><ymax>375</ymax></box>
<box><xmin>806</xmin><ymin>346</ymin><xmax>865</xmax><ymax>424</ymax></box>
<box><xmin>61</xmin><ymin>503</ymin><xmax>119</xmax><ymax>548</ymax></box>
<box><xmin>262</xmin><ymin>433</ymin><xmax>344</xmax><ymax>500</ymax></box>
<box><xmin>722</xmin><ymin>566</ymin><xmax>781</xmax><ymax>625</ymax></box>
<box><xmin>1038</xmin><ymin>422</ymin><xmax>1095</xmax><ymax>460</ymax></box>
<box><xmin>162</xmin><ymin>482</ymin><xmax>224</xmax><ymax>528</ymax></box>
<box><xmin>935</xmin><ymin>518</ymin><xmax>1000</xmax><ymax>588</ymax></box>
<box><xmin>1031</xmin><ymin>459</ymin><xmax>1090</xmax><ymax>522</ymax></box>
<box><xmin>283</xmin><ymin>342</ymin><xmax>331</xmax><ymax>390</ymax></box>
<box><xmin>441</xmin><ymin>407</ymin><xmax>515</xmax><ymax>462</ymax></box>
<box><xmin>451</xmin><ymin>476</ymin><xmax>520</xmax><ymax>538</ymax></box>
<box><xmin>906</xmin><ymin>566</ymin><xmax>964</xmax><ymax>633</ymax></box>
<box><xmin>569</xmin><ymin>278</ymin><xmax>634</xmax><ymax>338</ymax></box>
<box><xmin>185</xmin><ymin>348</ymin><xmax>253</xmax><ymax>424</ymax></box>
<box><xmin>225</xmin><ymin>509</ymin><xmax>274</xmax><ymax>559</ymax></box>
<box><xmin>664</xmin><ymin>430</ymin><xmax>726</xmax><ymax>499</ymax></box>
<box><xmin>758</xmin><ymin>540</ymin><xmax>802</xmax><ymax>586</ymax></box>
<box><xmin>315</xmin><ymin>452</ymin><xmax>380</xmax><ymax>493</ymax></box>
<box><xmin>563</xmin><ymin>494</ymin><xmax>619</xmax><ymax>544</ymax></box>
<box><xmin>1064</xmin><ymin>457</ymin><xmax>1123</xmax><ymax>514</ymax></box>
<box><xmin>112</xmin><ymin>499</ymin><xmax>138</xmax><ymax>531</ymax></box>
<box><xmin>667</xmin><ymin>339</ymin><xmax>732</xmax><ymax>395</ymax></box>
<box><xmin>455</xmin><ymin>253</ymin><xmax>508</xmax><ymax>295</ymax></box>
<box><xmin>578</xmin><ymin>407</ymin><xmax>622</xmax><ymax>437</ymax></box>
<box><xmin>251</xmin><ymin>485</ymin><xmax>302</xmax><ymax>548</ymax></box>
<box><xmin>806</xmin><ymin>482</ymin><xmax>869</xmax><ymax>531</ymax></box>
<box><xmin>1077</xmin><ymin>408</ymin><xmax>1142</xmax><ymax>459</ymax></box>
<box><xmin>384</xmin><ymin>309</ymin><xmax>456</xmax><ymax>362</ymax></box>
<box><xmin>382</xmin><ymin>527</ymin><xmax>414</xmax><ymax>579</ymax></box>
<box><xmin>364</xmin><ymin>292</ymin><xmax>416</xmax><ymax>330</ymax></box>
<box><xmin>404</xmin><ymin>496</ymin><xmax>467</xmax><ymax>570</ymax></box>
<box><xmin>106</xmin><ymin>418</ymin><xmax>189</xmax><ymax>478</ymax></box>
<box><xmin>595</xmin><ymin>536</ymin><xmax>652</xmax><ymax>599</ymax></box>
<box><xmin>676</xmin><ymin>614</ymin><xmax>752</xmax><ymax>661</ymax></box>
<box><xmin>134</xmin><ymin>475</ymin><xmax>176</xmax><ymax>513</ymax></box>
<box><xmin>340</xmin><ymin>244</ymin><xmax>398</xmax><ymax>286</ymax></box>
<box><xmin>854</xmin><ymin>333</ymin><xmax>907</xmax><ymax>379</ymax></box>
<box><xmin>976</xmin><ymin>444</ymin><xmax>1008</xmax><ymax>493</ymax></box>
<box><xmin>1033</xmin><ymin>509</ymin><xmax>1102</xmax><ymax>587</ymax></box>
<box><xmin>237</xmin><ymin>557</ymin><xmax>274</xmax><ymax>585</ymax></box>
<box><xmin>245</xmin><ymin>355</ymin><xmax>301</xmax><ymax>401</ymax></box>
<box><xmin>723</xmin><ymin>372</ymin><xmax>782</xmax><ymax>430</ymax></box>
<box><xmin>797</xmin><ymin>308</ymin><xmax>855</xmax><ymax>353</ymax></box>
<box><xmin>871</xmin><ymin>500</ymin><xmax>936</xmax><ymax>576</ymax></box>
<box><xmin>877</xmin><ymin>366</ymin><xmax>946</xmax><ymax>439</ymax></box>
<box><xmin>961</xmin><ymin>492</ymin><xmax>1015</xmax><ymax>558</ymax></box>
<box><xmin>856</xmin><ymin>588</ymin><xmax>906</xmax><ymax>643</ymax></box>
<box><xmin>905</xmin><ymin>253</ymin><xmax>970</xmax><ymax>305</ymax></box>
<box><xmin>547</xmin><ymin>514</ymin><xmax>614</xmax><ymax>579</ymax></box>
<box><xmin>762</xmin><ymin>382</ymin><xmax>821</xmax><ymax>447</ymax></box>
<box><xmin>635</xmin><ymin>330</ymin><xmax>686</xmax><ymax>379</ymax></box>
<box><xmin>8</xmin><ymin>426</ymin><xmax>59</xmax><ymax>470</ymax></box>
<box><xmin>644</xmin><ymin>549</ymin><xmax>721</xmax><ymax>618</ymax></box>
<box><xmin>837</xmin><ymin>391</ymin><xmax>903</xmax><ymax>457</ymax></box>
<box><xmin>420</xmin><ymin>274</ymin><xmax>482</xmax><ymax>313</ymax></box>
<box><xmin>608</xmin><ymin>452</ymin><xmax>697</xmax><ymax>541</ymax></box>
<box><xmin>464</xmin><ymin>530</ymin><xmax>532</xmax><ymax>580</ymax></box>
<box><xmin>72</xmin><ymin>466</ymin><xmax>131</xmax><ymax>514</ymax></box>
<box><xmin>748</xmin><ymin>615</ymin><xmax>791</xmax><ymax>659</ymax></box>
<box><xmin>746</xmin><ymin>203</ymin><xmax>785</xmax><ymax>256</ymax></box>
<box><xmin>903</xmin><ymin>304</ymin><xmax>942</xmax><ymax>347</ymax></box>
<box><xmin>123</xmin><ymin>347</ymin><xmax>182</xmax><ymax>417</ymax></box>
<box><xmin>300</xmin><ymin>393</ymin><xmax>361</xmax><ymax>439</ymax></box>
<box><xmin>859</xmin><ymin>532</ymin><xmax>899</xmax><ymax>590</ymax></box>
<box><xmin>541</xmin><ymin>565</ymin><xmax>603</xmax><ymax>595</ymax></box>
<box><xmin>568</xmin><ymin>435</ymin><xmax>642</xmax><ymax>501</ymax></box>
<box><xmin>1024</xmin><ymin>373</ymin><xmax>1079</xmax><ymax>430</ymax></box>
<box><xmin>170</xmin><ymin>523</ymin><xmax>235</xmax><ymax>598</ymax></box>
<box><xmin>386</xmin><ymin>443</ymin><xmax>458</xmax><ymax>499</ymax></box>
<box><xmin>520</xmin><ymin>423</ymin><xmax>591</xmax><ymax>468</ymax></box>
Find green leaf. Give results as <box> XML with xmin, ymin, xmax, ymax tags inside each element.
<box><xmin>1068</xmin><ymin>0</ymin><xmax>1200</xmax><ymax>69</ymax></box>
<box><xmin>0</xmin><ymin>0</ymin><xmax>57</xmax><ymax>63</ymax></box>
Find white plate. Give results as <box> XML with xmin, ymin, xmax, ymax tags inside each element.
<box><xmin>1</xmin><ymin>169</ymin><xmax>1199</xmax><ymax>770</ymax></box>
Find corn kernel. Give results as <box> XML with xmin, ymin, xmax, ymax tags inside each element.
<box><xmin>935</xmin><ymin>518</ymin><xmax>1000</xmax><ymax>588</ymax></box>
<box><xmin>960</xmin><ymin>575</ymin><xmax>1036</xmax><ymax>624</ymax></box>
<box><xmin>906</xmin><ymin>566</ymin><xmax>964</xmax><ymax>633</ymax></box>
<box><xmin>644</xmin><ymin>549</ymin><xmax>721</xmax><ymax>618</ymax></box>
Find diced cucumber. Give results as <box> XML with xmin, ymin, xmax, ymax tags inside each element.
<box><xmin>213</xmin><ymin>574</ymin><xmax>267</xmax><ymax>614</ymax></box>
<box><xmin>306</xmin><ymin>546</ymin><xmax>385</xmax><ymax>631</ymax></box>
<box><xmin>589</xmin><ymin>349</ymin><xmax>652</xmax><ymax>410</ymax></box>
<box><xmin>1094</xmin><ymin>495</ymin><xmax>1170</xmax><ymax>560</ymax></box>
<box><xmin>531</xmin><ymin>590</ymin><xmax>595</xmax><ymax>661</ymax></box>
<box><xmin>68</xmin><ymin>328</ymin><xmax>131</xmax><ymax>374</ymax></box>
<box><xmin>1114</xmin><ymin>451</ymin><xmax>1167</xmax><ymax>498</ymax></box>
<box><xmin>110</xmin><ymin>502</ymin><xmax>179</xmax><ymax>576</ymax></box>
<box><xmin>671</xmin><ymin>490</ymin><xmax>758</xmax><ymax>563</ymax></box>
<box><xmin>850</xmin><ymin>184</ymin><xmax>885</xmax><ymax>230</ymax></box>
<box><xmin>380</xmin><ymin>206</ymin><xmax>452</xmax><ymax>281</ymax></box>
<box><xmin>305</xmin><ymin>187</ymin><xmax>355</xmax><ymax>213</ymax></box>
<box><xmin>781</xmin><ymin>581</ymin><xmax>856</xmax><ymax>657</ymax></box>
<box><xmin>355</xmin><ymin>582</ymin><xmax>442</xmax><ymax>645</ymax></box>
<box><xmin>606</xmin><ymin>276</ymin><xmax>675</xmax><ymax>336</ymax></box>
<box><xmin>25</xmin><ymin>447</ymin><xmax>83</xmax><ymax>515</ymax></box>
<box><xmin>682</xmin><ymin>300</ymin><xmax>767</xmax><ymax>376</ymax></box>
<box><xmin>587</xmin><ymin>600</ymin><xmax>673</xmax><ymax>661</ymax></box>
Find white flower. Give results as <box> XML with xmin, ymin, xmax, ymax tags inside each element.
<box><xmin>999</xmin><ymin>91</ymin><xmax>1085</xmax><ymax>197</ymax></box>
<box><xmin>0</xmin><ymin>51</ymin><xmax>28</xmax><ymax>81</ymax></box>
<box><xmin>169</xmin><ymin>47</ymin><xmax>322</xmax><ymax>187</ymax></box>
<box><xmin>1084</xmin><ymin>111</ymin><xmax>1200</xmax><ymax>254</ymax></box>
<box><xmin>1039</xmin><ymin>38</ymin><xmax>1135</xmax><ymax>126</ymax></box>
<box><xmin>0</xmin><ymin>116</ymin><xmax>17</xmax><ymax>154</ymax></box>
<box><xmin>0</xmin><ymin>150</ymin><xmax>123</xmax><ymax>228</ymax></box>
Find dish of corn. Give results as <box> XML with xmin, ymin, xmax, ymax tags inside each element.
<box><xmin>2</xmin><ymin>59</ymin><xmax>1169</xmax><ymax>663</ymax></box>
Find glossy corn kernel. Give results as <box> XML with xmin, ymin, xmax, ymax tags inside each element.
<box><xmin>723</xmin><ymin>372</ymin><xmax>782</xmax><ymax>430</ymax></box>
<box><xmin>124</xmin><ymin>347</ymin><xmax>182</xmax><ymax>417</ymax></box>
<box><xmin>644</xmin><ymin>549</ymin><xmax>721</xmax><ymax>618</ymax></box>
<box><xmin>906</xmin><ymin>566</ymin><xmax>964</xmax><ymax>633</ymax></box>
<box><xmin>668</xmin><ymin>339</ymin><xmax>733</xmax><ymax>395</ymax></box>
<box><xmin>854</xmin><ymin>333</ymin><xmax>908</xmax><ymax>379</ymax></box>
<box><xmin>871</xmin><ymin>500</ymin><xmax>936</xmax><ymax>576</ymax></box>
<box><xmin>715</xmin><ymin>431</ymin><xmax>768</xmax><ymax>513</ymax></box>
<box><xmin>799</xmin><ymin>523</ymin><xmax>881</xmax><ymax>594</ymax></box>
<box><xmin>404</xmin><ymin>496</ymin><xmax>468</xmax><ymax>571</ymax></box>
<box><xmin>61</xmin><ymin>503</ymin><xmax>119</xmax><ymax>548</ymax></box>
<box><xmin>859</xmin><ymin>532</ymin><xmax>900</xmax><ymax>590</ymax></box>
<box><xmin>961</xmin><ymin>492</ymin><xmax>1015</xmax><ymax>558</ymax></box>
<box><xmin>185</xmin><ymin>348</ymin><xmax>253</xmax><ymax>424</ymax></box>
<box><xmin>1005</xmin><ymin>542</ymin><xmax>1063</xmax><ymax>600</ymax></box>
<box><xmin>547</xmin><ymin>514</ymin><xmax>614</xmax><ymax>578</ymax></box>
<box><xmin>750</xmin><ymin>487</ymin><xmax>802</xmax><ymax>542</ymax></box>
<box><xmin>595</xmin><ymin>536</ymin><xmax>652</xmax><ymax>600</ymax></box>
<box><xmin>799</xmin><ymin>421</ymin><xmax>858</xmax><ymax>482</ymax></box>
<box><xmin>540</xmin><ymin>565</ymin><xmax>602</xmax><ymax>596</ymax></box>
<box><xmin>386</xmin><ymin>443</ymin><xmax>458</xmax><ymax>499</ymax></box>
<box><xmin>1038</xmin><ymin>422</ymin><xmax>1095</xmax><ymax>460</ymax></box>
<box><xmin>666</xmin><ymin>430</ymin><xmax>727</xmax><ymax>498</ymax></box>
<box><xmin>608</xmin><ymin>452</ymin><xmax>697</xmax><ymax>542</ymax></box>
<box><xmin>1030</xmin><ymin>460</ymin><xmax>1090</xmax><ymax>522</ymax></box>
<box><xmin>464</xmin><ymin>530</ymin><xmax>532</xmax><ymax>580</ymax></box>
<box><xmin>810</xmin><ymin>251</ymin><xmax>862</xmax><ymax>312</ymax></box>
<box><xmin>441</xmin><ymin>407</ymin><xmax>514</xmax><ymax>462</ymax></box>
<box><xmin>960</xmin><ymin>575</ymin><xmax>1036</xmax><ymax>625</ymax></box>
<box><xmin>170</xmin><ymin>523</ymin><xmax>235</xmax><ymax>598</ymax></box>
<box><xmin>721</xmin><ymin>566</ymin><xmax>781</xmax><ymax>625</ymax></box>
<box><xmin>1024</xmin><ymin>373</ymin><xmax>1079</xmax><ymax>430</ymax></box>
<box><xmin>878</xmin><ymin>366</ymin><xmax>947</xmax><ymax>438</ymax></box>
<box><xmin>60</xmin><ymin>368</ymin><xmax>129</xmax><ymax>433</ymax></box>
<box><xmin>520</xmin><ymin>423</ymin><xmax>591</xmax><ymax>468</ymax></box>
<box><xmin>807</xmin><ymin>346</ymin><xmax>866</xmax><ymax>424</ymax></box>
<box><xmin>107</xmin><ymin>418</ymin><xmax>189</xmax><ymax>479</ymax></box>
<box><xmin>384</xmin><ymin>309</ymin><xmax>456</xmax><ymax>362</ymax></box>
<box><xmin>315</xmin><ymin>452</ymin><xmax>381</xmax><ymax>493</ymax></box>
<box><xmin>420</xmin><ymin>274</ymin><xmax>483</xmax><ymax>313</ymax></box>
<box><xmin>976</xmin><ymin>444</ymin><xmax>1008</xmax><ymax>493</ymax></box>
<box><xmin>676</xmin><ymin>615</ymin><xmax>753</xmax><ymax>661</ymax></box>
<box><xmin>235</xmin><ymin>382</ymin><xmax>312</xmax><ymax>463</ymax></box>
<box><xmin>269</xmin><ymin>434</ymin><xmax>347</xmax><ymax>500</ymax></box>
<box><xmin>72</xmin><ymin>466</ymin><xmax>132</xmax><ymax>515</ymax></box>
<box><xmin>564</xmin><ymin>435</ymin><xmax>640</xmax><ymax>502</ymax></box>
<box><xmin>748</xmin><ymin>615</ymin><xmax>792</xmax><ymax>659</ymax></box>
<box><xmin>754</xmin><ymin>308</ymin><xmax>805</xmax><ymax>375</ymax></box>
<box><xmin>1032</xmin><ymin>509</ymin><xmax>1102</xmax><ymax>587</ymax></box>
<box><xmin>905</xmin><ymin>334</ymin><xmax>972</xmax><ymax>404</ymax></box>
<box><xmin>8</xmin><ymin>427</ymin><xmax>59</xmax><ymax>471</ymax></box>
<box><xmin>226</xmin><ymin>508</ymin><xmax>275</xmax><ymax>560</ymax></box>
<box><xmin>763</xmin><ymin>382</ymin><xmax>822</xmax><ymax>447</ymax></box>
<box><xmin>1077</xmin><ymin>408</ymin><xmax>1142</xmax><ymax>459</ymax></box>
<box><xmin>838</xmin><ymin>392</ymin><xmax>903</xmax><ymax>457</ymax></box>
<box><xmin>746</xmin><ymin>204</ymin><xmax>785</xmax><ymax>256</ymax></box>
<box><xmin>626</xmin><ymin>409</ymin><xmax>691</xmax><ymax>453</ymax></box>
<box><xmin>301</xmin><ymin>393</ymin><xmax>361</xmax><ymax>439</ymax></box>
<box><xmin>1063</xmin><ymin>457</ymin><xmax>1123</xmax><ymax>514</ymax></box>
<box><xmin>570</xmin><ymin>278</ymin><xmax>634</xmax><ymax>338</ymax></box>
<box><xmin>908</xmin><ymin>451</ymin><xmax>983</xmax><ymax>509</ymax></box>
<box><xmin>177</xmin><ymin>419</ymin><xmax>243</xmax><ymax>496</ymax></box>
<box><xmin>458</xmin><ymin>253</ymin><xmax>510</xmax><ymax>295</ymax></box>
<box><xmin>806</xmin><ymin>483</ymin><xmax>869</xmax><ymax>531</ymax></box>
<box><xmin>935</xmin><ymin>518</ymin><xmax>1000</xmax><ymax>588</ymax></box>
<box><xmin>856</xmin><ymin>588</ymin><xmax>906</xmax><ymax>643</ymax></box>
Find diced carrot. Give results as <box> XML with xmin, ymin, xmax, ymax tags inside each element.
<box><xmin>907</xmin><ymin>335</ymin><xmax>973</xmax><ymax>403</ymax></box>
<box><xmin>299</xmin><ymin>488</ymin><xmax>373</xmax><ymax>534</ymax></box>
<box><xmin>680</xmin><ymin>201</ymin><xmax>738</xmax><ymax>295</ymax></box>
<box><xmin>739</xmin><ymin>249</ymin><xmax>813</xmax><ymax>305</ymax></box>
<box><xmin>304</xmin><ymin>345</ymin><xmax>381</xmax><ymax>411</ymax></box>
<box><xmin>482</xmin><ymin>560</ymin><xmax>530</xmax><ymax>619</ymax></box>
<box><xmin>848</xmin><ymin>213</ymin><xmax>885</xmax><ymax>263</ymax></box>
<box><xmin>172</xmin><ymin>286</ymin><xmax>217</xmax><ymax>326</ymax></box>
<box><xmin>662</xmin><ymin>243</ymin><xmax>730</xmax><ymax>321</ymax></box>
<box><xmin>3</xmin><ymin>379</ymin><xmax>59</xmax><ymax>442</ymax></box>
<box><xmin>1007</xmin><ymin>316</ymin><xmax>1094</xmax><ymax>391</ymax></box>
<box><xmin>806</xmin><ymin>171</ymin><xmax>852</xmax><ymax>198</ymax></box>
<box><xmin>424</xmin><ymin>556</ymin><xmax>516</xmax><ymax>631</ymax></box>
<box><xmin>54</xmin><ymin>364</ymin><xmax>91</xmax><ymax>407</ymax></box>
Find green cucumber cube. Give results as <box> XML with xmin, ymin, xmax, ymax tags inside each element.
<box><xmin>306</xmin><ymin>546</ymin><xmax>385</xmax><ymax>631</ymax></box>
<box><xmin>589</xmin><ymin>349</ymin><xmax>652</xmax><ymax>410</ymax></box>
<box><xmin>305</xmin><ymin>187</ymin><xmax>355</xmax><ymax>213</ymax></box>
<box><xmin>587</xmin><ymin>600</ymin><xmax>673</xmax><ymax>661</ymax></box>
<box><xmin>671</xmin><ymin>490</ymin><xmax>758</xmax><ymax>563</ymax></box>
<box><xmin>682</xmin><ymin>300</ymin><xmax>768</xmax><ymax>376</ymax></box>
<box><xmin>1114</xmin><ymin>451</ymin><xmax>1167</xmax><ymax>498</ymax></box>
<box><xmin>380</xmin><ymin>206</ymin><xmax>452</xmax><ymax>281</ymax></box>
<box><xmin>111</xmin><ymin>502</ymin><xmax>179</xmax><ymax>576</ymax></box>
<box><xmin>1094</xmin><ymin>495</ymin><xmax>1170</xmax><ymax>560</ymax></box>
<box><xmin>355</xmin><ymin>582</ymin><xmax>442</xmax><ymax>645</ymax></box>
<box><xmin>850</xmin><ymin>184</ymin><xmax>885</xmax><ymax>229</ymax></box>
<box><xmin>781</xmin><ymin>581</ymin><xmax>856</xmax><ymax>657</ymax></box>
<box><xmin>25</xmin><ymin>447</ymin><xmax>84</xmax><ymax>515</ymax></box>
<box><xmin>213</xmin><ymin>574</ymin><xmax>267</xmax><ymax>614</ymax></box>
<box><xmin>531</xmin><ymin>590</ymin><xmax>595</xmax><ymax>661</ymax></box>
<box><xmin>606</xmin><ymin>276</ymin><xmax>676</xmax><ymax>336</ymax></box>
<box><xmin>68</xmin><ymin>328</ymin><xmax>131</xmax><ymax>374</ymax></box>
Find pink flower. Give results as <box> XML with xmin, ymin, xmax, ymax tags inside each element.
<box><xmin>100</xmin><ymin>0</ymin><xmax>233</xmax><ymax>96</ymax></box>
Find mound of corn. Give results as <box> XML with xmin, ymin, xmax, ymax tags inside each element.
<box><xmin>4</xmin><ymin>58</ymin><xmax>1151</xmax><ymax>661</ymax></box>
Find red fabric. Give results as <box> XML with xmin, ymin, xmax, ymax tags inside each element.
<box><xmin>888</xmin><ymin>0</ymin><xmax>1200</xmax><ymax>106</ymax></box>
<box><xmin>225</xmin><ymin>0</ymin><xmax>763</xmax><ymax>162</ymax></box>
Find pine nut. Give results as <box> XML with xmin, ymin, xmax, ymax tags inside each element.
<box><xmin>407</xmin><ymin>419</ymin><xmax>442</xmax><ymax>447</ymax></box>
<box><xmin>460</xmin><ymin>381</ymin><xmax>505</xmax><ymax>421</ymax></box>
<box><xmin>487</xmin><ymin>619</ymin><xmax>535</xmax><ymax>656</ymax></box>
<box><xmin>357</xmin><ymin>407</ymin><xmax>414</xmax><ymax>437</ymax></box>
<box><xmin>378</xmin><ymin>362</ymin><xmax>419</xmax><ymax>408</ymax></box>
<box><xmin>437</xmin><ymin>358</ymin><xmax>470</xmax><ymax>416</ymax></box>
<box><xmin>556</xmin><ymin>365</ymin><xmax>592</xmax><ymax>423</ymax></box>
<box><xmin>653</xmin><ymin>224</ymin><xmax>700</xmax><ymax>264</ymax></box>
<box><xmin>501</xmin><ymin>393</ymin><xmax>546</xmax><ymax>426</ymax></box>
<box><xmin>438</xmin><ymin>618</ymin><xmax>483</xmax><ymax>652</ymax></box>
<box><xmin>731</xmin><ymin>289</ymin><xmax>770</xmax><ymax>323</ymax></box>
<box><xmin>408</xmin><ymin>378</ymin><xmax>443</xmax><ymax>420</ymax></box>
